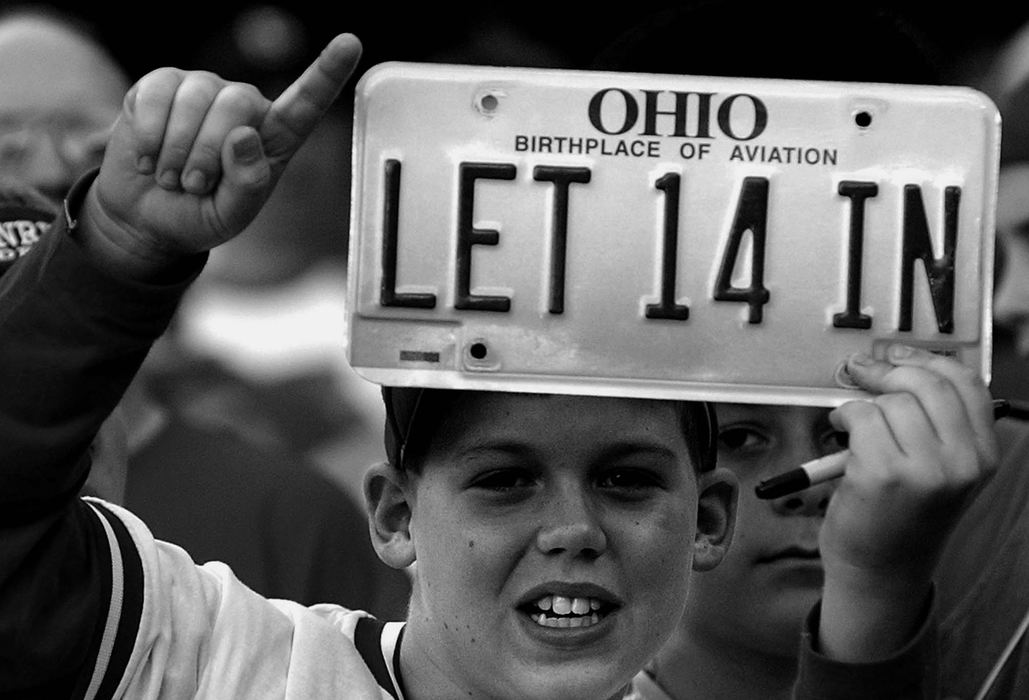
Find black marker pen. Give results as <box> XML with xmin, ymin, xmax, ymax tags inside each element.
<box><xmin>755</xmin><ymin>399</ymin><xmax>1012</xmax><ymax>499</ymax></box>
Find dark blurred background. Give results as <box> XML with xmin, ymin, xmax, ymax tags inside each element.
<box><xmin>40</xmin><ymin>2</ymin><xmax>1029</xmax><ymax>86</ymax></box>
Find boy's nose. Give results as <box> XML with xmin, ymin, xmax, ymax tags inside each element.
<box><xmin>535</xmin><ymin>490</ymin><xmax>607</xmax><ymax>559</ymax></box>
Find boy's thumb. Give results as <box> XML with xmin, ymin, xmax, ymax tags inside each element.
<box><xmin>232</xmin><ymin>128</ymin><xmax>265</xmax><ymax>165</ymax></box>
<box><xmin>216</xmin><ymin>126</ymin><xmax>273</xmax><ymax>236</ymax></box>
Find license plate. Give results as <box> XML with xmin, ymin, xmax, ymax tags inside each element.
<box><xmin>345</xmin><ymin>62</ymin><xmax>999</xmax><ymax>406</ymax></box>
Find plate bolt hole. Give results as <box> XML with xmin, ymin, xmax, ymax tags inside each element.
<box><xmin>854</xmin><ymin>111</ymin><xmax>872</xmax><ymax>128</ymax></box>
<box><xmin>834</xmin><ymin>359</ymin><xmax>860</xmax><ymax>389</ymax></box>
<box><xmin>479</xmin><ymin>93</ymin><xmax>499</xmax><ymax>113</ymax></box>
<box><xmin>469</xmin><ymin>342</ymin><xmax>488</xmax><ymax>360</ymax></box>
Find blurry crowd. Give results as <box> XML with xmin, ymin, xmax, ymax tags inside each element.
<box><xmin>3</xmin><ymin>0</ymin><xmax>1029</xmax><ymax>633</ymax></box>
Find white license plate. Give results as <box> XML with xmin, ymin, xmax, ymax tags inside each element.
<box><xmin>345</xmin><ymin>62</ymin><xmax>999</xmax><ymax>406</ymax></box>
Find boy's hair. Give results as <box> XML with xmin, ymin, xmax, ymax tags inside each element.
<box><xmin>382</xmin><ymin>386</ymin><xmax>718</xmax><ymax>474</ymax></box>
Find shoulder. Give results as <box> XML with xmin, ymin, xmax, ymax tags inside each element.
<box><xmin>86</xmin><ymin>499</ymin><xmax>391</xmax><ymax>697</ymax></box>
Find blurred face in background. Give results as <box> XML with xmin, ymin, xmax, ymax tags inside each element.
<box><xmin>0</xmin><ymin>13</ymin><xmax>129</xmax><ymax>204</ymax></box>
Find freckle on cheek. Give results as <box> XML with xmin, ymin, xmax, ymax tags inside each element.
<box><xmin>468</xmin><ymin>540</ymin><xmax>474</xmax><ymax>548</ymax></box>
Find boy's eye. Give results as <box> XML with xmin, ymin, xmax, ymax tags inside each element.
<box><xmin>469</xmin><ymin>468</ymin><xmax>536</xmax><ymax>491</ymax></box>
<box><xmin>596</xmin><ymin>467</ymin><xmax>662</xmax><ymax>492</ymax></box>
<box><xmin>717</xmin><ymin>426</ymin><xmax>766</xmax><ymax>453</ymax></box>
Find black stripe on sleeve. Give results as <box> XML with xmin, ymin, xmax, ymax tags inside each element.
<box><xmin>66</xmin><ymin>504</ymin><xmax>115</xmax><ymax>700</ymax></box>
<box><xmin>353</xmin><ymin>617</ymin><xmax>399</xmax><ymax>699</ymax></box>
<box><xmin>89</xmin><ymin>503</ymin><xmax>145</xmax><ymax>700</ymax></box>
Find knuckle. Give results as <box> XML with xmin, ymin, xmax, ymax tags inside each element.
<box><xmin>177</xmin><ymin>80</ymin><xmax>221</xmax><ymax>108</ymax></box>
<box><xmin>158</xmin><ymin>142</ymin><xmax>193</xmax><ymax>167</ymax></box>
<box><xmin>220</xmin><ymin>83</ymin><xmax>266</xmax><ymax>111</ymax></box>
<box><xmin>142</xmin><ymin>66</ymin><xmax>183</xmax><ymax>85</ymax></box>
<box><xmin>922</xmin><ymin>374</ymin><xmax>951</xmax><ymax>395</ymax></box>
<box><xmin>876</xmin><ymin>392</ymin><xmax>916</xmax><ymax>414</ymax></box>
<box><xmin>187</xmin><ymin>140</ymin><xmax>223</xmax><ymax>168</ymax></box>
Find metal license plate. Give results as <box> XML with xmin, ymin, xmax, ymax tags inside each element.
<box><xmin>345</xmin><ymin>62</ymin><xmax>999</xmax><ymax>406</ymax></box>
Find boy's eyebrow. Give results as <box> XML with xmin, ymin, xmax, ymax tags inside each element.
<box><xmin>450</xmin><ymin>439</ymin><xmax>685</xmax><ymax>464</ymax></box>
<box><xmin>594</xmin><ymin>442</ymin><xmax>685</xmax><ymax>463</ymax></box>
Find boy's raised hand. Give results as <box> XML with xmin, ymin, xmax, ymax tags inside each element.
<box><xmin>78</xmin><ymin>33</ymin><xmax>362</xmax><ymax>279</ymax></box>
<box><xmin>816</xmin><ymin>345</ymin><xmax>999</xmax><ymax>661</ymax></box>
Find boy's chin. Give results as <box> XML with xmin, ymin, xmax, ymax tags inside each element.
<box><xmin>505</xmin><ymin>673</ymin><xmax>633</xmax><ymax>700</ymax></box>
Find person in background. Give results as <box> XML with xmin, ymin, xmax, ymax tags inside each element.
<box><xmin>0</xmin><ymin>3</ymin><xmax>409</xmax><ymax>616</ymax></box>
<box><xmin>0</xmin><ymin>5</ymin><xmax>126</xmax><ymax>206</ymax></box>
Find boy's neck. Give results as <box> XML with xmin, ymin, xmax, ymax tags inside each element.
<box><xmin>650</xmin><ymin>628</ymin><xmax>797</xmax><ymax>700</ymax></box>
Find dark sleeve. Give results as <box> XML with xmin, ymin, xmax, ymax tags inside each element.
<box><xmin>793</xmin><ymin>593</ymin><xmax>939</xmax><ymax>700</ymax></box>
<box><xmin>0</xmin><ymin>172</ymin><xmax>204</xmax><ymax>695</ymax></box>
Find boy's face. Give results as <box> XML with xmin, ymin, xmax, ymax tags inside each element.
<box><xmin>395</xmin><ymin>392</ymin><xmax>719</xmax><ymax>700</ymax></box>
<box><xmin>682</xmin><ymin>403</ymin><xmax>843</xmax><ymax>657</ymax></box>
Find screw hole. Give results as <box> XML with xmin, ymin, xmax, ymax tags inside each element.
<box><xmin>479</xmin><ymin>93</ymin><xmax>498</xmax><ymax>112</ymax></box>
<box><xmin>854</xmin><ymin>111</ymin><xmax>872</xmax><ymax>128</ymax></box>
<box><xmin>834</xmin><ymin>359</ymin><xmax>860</xmax><ymax>389</ymax></box>
<box><xmin>469</xmin><ymin>342</ymin><xmax>488</xmax><ymax>360</ymax></box>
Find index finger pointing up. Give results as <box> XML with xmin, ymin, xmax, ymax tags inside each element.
<box><xmin>260</xmin><ymin>33</ymin><xmax>363</xmax><ymax>165</ymax></box>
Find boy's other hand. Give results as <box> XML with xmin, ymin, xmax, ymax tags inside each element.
<box><xmin>816</xmin><ymin>345</ymin><xmax>999</xmax><ymax>661</ymax></box>
<box><xmin>78</xmin><ymin>33</ymin><xmax>362</xmax><ymax>280</ymax></box>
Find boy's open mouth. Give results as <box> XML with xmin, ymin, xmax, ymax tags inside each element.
<box><xmin>521</xmin><ymin>595</ymin><xmax>615</xmax><ymax>628</ymax></box>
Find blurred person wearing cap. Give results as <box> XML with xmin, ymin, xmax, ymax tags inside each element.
<box><xmin>0</xmin><ymin>5</ymin><xmax>410</xmax><ymax>616</ymax></box>
<box><xmin>0</xmin><ymin>18</ymin><xmax>1003</xmax><ymax>700</ymax></box>
<box><xmin>590</xmin><ymin>2</ymin><xmax>1022</xmax><ymax>699</ymax></box>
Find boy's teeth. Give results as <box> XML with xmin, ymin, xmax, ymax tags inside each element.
<box><xmin>531</xmin><ymin>612</ymin><xmax>602</xmax><ymax>628</ymax></box>
<box><xmin>533</xmin><ymin>595</ymin><xmax>601</xmax><ymax>616</ymax></box>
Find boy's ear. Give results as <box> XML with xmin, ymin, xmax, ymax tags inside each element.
<box><xmin>364</xmin><ymin>462</ymin><xmax>417</xmax><ymax>569</ymax></box>
<box><xmin>692</xmin><ymin>466</ymin><xmax>738</xmax><ymax>572</ymax></box>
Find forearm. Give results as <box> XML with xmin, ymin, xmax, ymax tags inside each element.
<box><xmin>795</xmin><ymin>591</ymin><xmax>939</xmax><ymax>700</ymax></box>
<box><xmin>0</xmin><ymin>174</ymin><xmax>204</xmax><ymax>515</ymax></box>
<box><xmin>818</xmin><ymin>565</ymin><xmax>932</xmax><ymax>662</ymax></box>
<box><xmin>0</xmin><ymin>174</ymin><xmax>203</xmax><ymax>691</ymax></box>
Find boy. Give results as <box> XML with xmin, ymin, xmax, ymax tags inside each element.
<box><xmin>0</xmin><ymin>29</ymin><xmax>998</xmax><ymax>700</ymax></box>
